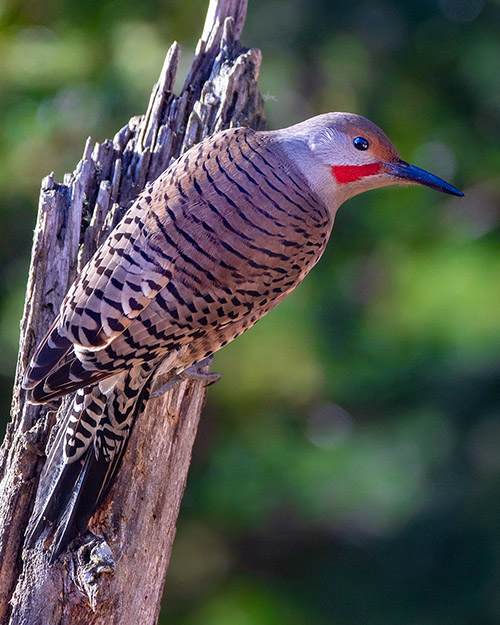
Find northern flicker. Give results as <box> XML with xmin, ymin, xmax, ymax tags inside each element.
<box><xmin>23</xmin><ymin>112</ymin><xmax>463</xmax><ymax>559</ymax></box>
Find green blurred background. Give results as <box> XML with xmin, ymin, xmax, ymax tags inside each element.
<box><xmin>1</xmin><ymin>0</ymin><xmax>500</xmax><ymax>623</ymax></box>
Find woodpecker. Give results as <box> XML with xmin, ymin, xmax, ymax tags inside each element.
<box><xmin>23</xmin><ymin>112</ymin><xmax>463</xmax><ymax>559</ymax></box>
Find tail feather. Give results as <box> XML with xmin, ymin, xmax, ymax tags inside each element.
<box><xmin>25</xmin><ymin>365</ymin><xmax>154</xmax><ymax>560</ymax></box>
<box><xmin>22</xmin><ymin>319</ymin><xmax>72</xmax><ymax>390</ymax></box>
<box><xmin>48</xmin><ymin>453</ymin><xmax>94</xmax><ymax>563</ymax></box>
<box><xmin>26</xmin><ymin>447</ymin><xmax>94</xmax><ymax>559</ymax></box>
<box><xmin>23</xmin><ymin>318</ymin><xmax>118</xmax><ymax>405</ymax></box>
<box><xmin>27</xmin><ymin>441</ymin><xmax>123</xmax><ymax>562</ymax></box>
<box><xmin>28</xmin><ymin>357</ymin><xmax>115</xmax><ymax>404</ymax></box>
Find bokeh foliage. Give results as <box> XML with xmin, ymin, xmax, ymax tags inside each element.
<box><xmin>1</xmin><ymin>0</ymin><xmax>499</xmax><ymax>623</ymax></box>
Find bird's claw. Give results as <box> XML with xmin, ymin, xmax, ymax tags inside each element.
<box><xmin>151</xmin><ymin>360</ymin><xmax>221</xmax><ymax>398</ymax></box>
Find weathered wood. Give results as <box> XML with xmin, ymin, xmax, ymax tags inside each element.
<box><xmin>0</xmin><ymin>1</ymin><xmax>265</xmax><ymax>623</ymax></box>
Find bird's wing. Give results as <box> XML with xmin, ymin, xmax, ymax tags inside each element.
<box><xmin>78</xmin><ymin>125</ymin><xmax>331</xmax><ymax>368</ymax></box>
<box><xmin>24</xmin><ymin>126</ymin><xmax>330</xmax><ymax>394</ymax></box>
<box><xmin>23</xmin><ymin>175</ymin><xmax>176</xmax><ymax>390</ymax></box>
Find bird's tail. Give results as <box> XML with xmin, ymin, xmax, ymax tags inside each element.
<box><xmin>25</xmin><ymin>364</ymin><xmax>155</xmax><ymax>562</ymax></box>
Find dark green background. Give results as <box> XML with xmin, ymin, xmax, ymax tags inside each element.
<box><xmin>1</xmin><ymin>1</ymin><xmax>499</xmax><ymax>623</ymax></box>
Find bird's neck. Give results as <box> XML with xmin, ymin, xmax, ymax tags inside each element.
<box><xmin>261</xmin><ymin>130</ymin><xmax>342</xmax><ymax>218</ymax></box>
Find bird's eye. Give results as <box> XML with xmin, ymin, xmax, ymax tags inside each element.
<box><xmin>353</xmin><ymin>136</ymin><xmax>369</xmax><ymax>151</ymax></box>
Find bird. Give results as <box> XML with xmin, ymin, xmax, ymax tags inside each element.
<box><xmin>22</xmin><ymin>112</ymin><xmax>463</xmax><ymax>560</ymax></box>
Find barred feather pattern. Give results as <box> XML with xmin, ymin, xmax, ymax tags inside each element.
<box><xmin>25</xmin><ymin>127</ymin><xmax>332</xmax><ymax>403</ymax></box>
<box><xmin>23</xmin><ymin>123</ymin><xmax>335</xmax><ymax>557</ymax></box>
<box><xmin>63</xmin><ymin>362</ymin><xmax>157</xmax><ymax>464</ymax></box>
<box><xmin>25</xmin><ymin>363</ymin><xmax>156</xmax><ymax>559</ymax></box>
<box><xmin>22</xmin><ymin>111</ymin><xmax>462</xmax><ymax>558</ymax></box>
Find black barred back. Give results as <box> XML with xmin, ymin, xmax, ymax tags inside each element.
<box><xmin>24</xmin><ymin>127</ymin><xmax>332</xmax><ymax>402</ymax></box>
<box><xmin>24</xmin><ymin>125</ymin><xmax>334</xmax><ymax>559</ymax></box>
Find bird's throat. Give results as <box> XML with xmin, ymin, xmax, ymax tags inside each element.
<box><xmin>332</xmin><ymin>163</ymin><xmax>382</xmax><ymax>184</ymax></box>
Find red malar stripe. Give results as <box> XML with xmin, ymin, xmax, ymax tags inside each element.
<box><xmin>332</xmin><ymin>163</ymin><xmax>382</xmax><ymax>184</ymax></box>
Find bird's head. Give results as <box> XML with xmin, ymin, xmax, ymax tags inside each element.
<box><xmin>278</xmin><ymin>112</ymin><xmax>463</xmax><ymax>210</ymax></box>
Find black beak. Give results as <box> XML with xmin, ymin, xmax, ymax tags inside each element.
<box><xmin>385</xmin><ymin>160</ymin><xmax>464</xmax><ymax>197</ymax></box>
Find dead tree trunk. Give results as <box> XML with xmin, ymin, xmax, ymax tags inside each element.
<box><xmin>0</xmin><ymin>1</ymin><xmax>265</xmax><ymax>623</ymax></box>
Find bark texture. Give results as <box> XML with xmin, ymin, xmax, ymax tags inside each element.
<box><xmin>0</xmin><ymin>2</ymin><xmax>265</xmax><ymax>623</ymax></box>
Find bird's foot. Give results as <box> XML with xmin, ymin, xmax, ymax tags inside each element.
<box><xmin>151</xmin><ymin>357</ymin><xmax>220</xmax><ymax>398</ymax></box>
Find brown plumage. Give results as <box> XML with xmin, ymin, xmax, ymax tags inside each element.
<box><xmin>22</xmin><ymin>113</ymin><xmax>463</xmax><ymax>559</ymax></box>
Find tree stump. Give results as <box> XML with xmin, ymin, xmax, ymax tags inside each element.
<box><xmin>0</xmin><ymin>1</ymin><xmax>265</xmax><ymax>622</ymax></box>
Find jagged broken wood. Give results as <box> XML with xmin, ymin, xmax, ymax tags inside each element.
<box><xmin>0</xmin><ymin>1</ymin><xmax>265</xmax><ymax>623</ymax></box>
